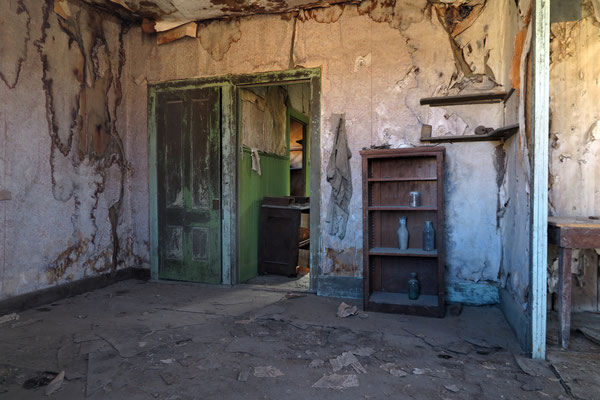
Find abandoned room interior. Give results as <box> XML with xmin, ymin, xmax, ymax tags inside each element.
<box><xmin>1</xmin><ymin>0</ymin><xmax>600</xmax><ymax>398</ymax></box>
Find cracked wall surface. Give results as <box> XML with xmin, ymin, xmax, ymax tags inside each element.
<box><xmin>125</xmin><ymin>0</ymin><xmax>520</xmax><ymax>302</ymax></box>
<box><xmin>547</xmin><ymin>1</ymin><xmax>600</xmax><ymax>311</ymax></box>
<box><xmin>494</xmin><ymin>0</ymin><xmax>531</xmax><ymax>313</ymax></box>
<box><xmin>0</xmin><ymin>0</ymin><xmax>148</xmax><ymax>300</ymax></box>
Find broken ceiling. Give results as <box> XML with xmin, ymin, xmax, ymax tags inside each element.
<box><xmin>84</xmin><ymin>0</ymin><xmax>350</xmax><ymax>30</ymax></box>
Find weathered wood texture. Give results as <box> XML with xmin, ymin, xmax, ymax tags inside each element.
<box><xmin>156</xmin><ymin>87</ymin><xmax>222</xmax><ymax>283</ymax></box>
<box><xmin>548</xmin><ymin>217</ymin><xmax>600</xmax><ymax>349</ymax></box>
<box><xmin>530</xmin><ymin>0</ymin><xmax>551</xmax><ymax>360</ymax></box>
<box><xmin>0</xmin><ymin>189</ymin><xmax>11</xmax><ymax>201</ymax></box>
<box><xmin>419</xmin><ymin>91</ymin><xmax>508</xmax><ymax>106</ymax></box>
<box><xmin>257</xmin><ymin>204</ymin><xmax>301</xmax><ymax>277</ymax></box>
<box><xmin>361</xmin><ymin>147</ymin><xmax>445</xmax><ymax>318</ymax></box>
<box><xmin>420</xmin><ymin>124</ymin><xmax>518</xmax><ymax>143</ymax></box>
<box><xmin>157</xmin><ymin>22</ymin><xmax>197</xmax><ymax>45</ymax></box>
<box><xmin>558</xmin><ymin>247</ymin><xmax>573</xmax><ymax>349</ymax></box>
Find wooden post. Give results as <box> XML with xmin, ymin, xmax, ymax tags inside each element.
<box><xmin>148</xmin><ymin>86</ymin><xmax>159</xmax><ymax>281</ymax></box>
<box><xmin>221</xmin><ymin>83</ymin><xmax>236</xmax><ymax>285</ymax></box>
<box><xmin>557</xmin><ymin>247</ymin><xmax>573</xmax><ymax>348</ymax></box>
<box><xmin>530</xmin><ymin>0</ymin><xmax>550</xmax><ymax>359</ymax></box>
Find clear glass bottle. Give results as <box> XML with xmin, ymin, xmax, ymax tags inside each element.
<box><xmin>423</xmin><ymin>221</ymin><xmax>435</xmax><ymax>251</ymax></box>
<box><xmin>397</xmin><ymin>216</ymin><xmax>409</xmax><ymax>250</ymax></box>
<box><xmin>409</xmin><ymin>191</ymin><xmax>420</xmax><ymax>207</ymax></box>
<box><xmin>408</xmin><ymin>272</ymin><xmax>420</xmax><ymax>300</ymax></box>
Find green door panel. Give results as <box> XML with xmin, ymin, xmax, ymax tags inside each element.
<box><xmin>157</xmin><ymin>87</ymin><xmax>222</xmax><ymax>283</ymax></box>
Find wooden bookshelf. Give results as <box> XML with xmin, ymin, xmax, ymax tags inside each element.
<box><xmin>360</xmin><ymin>147</ymin><xmax>446</xmax><ymax>317</ymax></box>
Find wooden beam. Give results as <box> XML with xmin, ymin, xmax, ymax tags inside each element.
<box><xmin>529</xmin><ymin>0</ymin><xmax>550</xmax><ymax>360</ymax></box>
<box><xmin>157</xmin><ymin>22</ymin><xmax>198</xmax><ymax>45</ymax></box>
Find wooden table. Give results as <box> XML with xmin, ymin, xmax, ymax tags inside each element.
<box><xmin>548</xmin><ymin>217</ymin><xmax>600</xmax><ymax>348</ymax></box>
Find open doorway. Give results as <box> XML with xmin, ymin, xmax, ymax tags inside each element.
<box><xmin>238</xmin><ymin>82</ymin><xmax>312</xmax><ymax>292</ymax></box>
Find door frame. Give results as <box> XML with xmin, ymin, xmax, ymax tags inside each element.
<box><xmin>148</xmin><ymin>68</ymin><xmax>321</xmax><ymax>289</ymax></box>
<box><xmin>149</xmin><ymin>78</ymin><xmax>236</xmax><ymax>285</ymax></box>
<box><xmin>287</xmin><ymin>107</ymin><xmax>310</xmax><ymax>197</ymax></box>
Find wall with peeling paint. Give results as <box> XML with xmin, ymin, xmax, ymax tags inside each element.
<box><xmin>124</xmin><ymin>0</ymin><xmax>521</xmax><ymax>303</ymax></box>
<box><xmin>0</xmin><ymin>0</ymin><xmax>149</xmax><ymax>300</ymax></box>
<box><xmin>548</xmin><ymin>1</ymin><xmax>600</xmax><ymax>310</ymax></box>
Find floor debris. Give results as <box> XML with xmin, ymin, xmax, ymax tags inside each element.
<box><xmin>0</xmin><ymin>313</ymin><xmax>19</xmax><ymax>325</ymax></box>
<box><xmin>412</xmin><ymin>368</ymin><xmax>425</xmax><ymax>375</ymax></box>
<box><xmin>253</xmin><ymin>366</ymin><xmax>284</xmax><ymax>378</ymax></box>
<box><xmin>284</xmin><ymin>292</ymin><xmax>307</xmax><ymax>299</ymax></box>
<box><xmin>514</xmin><ymin>356</ymin><xmax>552</xmax><ymax>377</ymax></box>
<box><xmin>10</xmin><ymin>318</ymin><xmax>41</xmax><ymax>328</ymax></box>
<box><xmin>351</xmin><ymin>347</ymin><xmax>375</xmax><ymax>357</ymax></box>
<box><xmin>237</xmin><ymin>368</ymin><xmax>250</xmax><ymax>382</ymax></box>
<box><xmin>578</xmin><ymin>327</ymin><xmax>600</xmax><ymax>346</ymax></box>
<box><xmin>336</xmin><ymin>302</ymin><xmax>358</xmax><ymax>318</ymax></box>
<box><xmin>444</xmin><ymin>384</ymin><xmax>459</xmax><ymax>393</ymax></box>
<box><xmin>160</xmin><ymin>372</ymin><xmax>177</xmax><ymax>386</ymax></box>
<box><xmin>0</xmin><ymin>281</ymin><xmax>579</xmax><ymax>399</ymax></box>
<box><xmin>22</xmin><ymin>372</ymin><xmax>59</xmax><ymax>390</ymax></box>
<box><xmin>312</xmin><ymin>373</ymin><xmax>359</xmax><ymax>390</ymax></box>
<box><xmin>45</xmin><ymin>370</ymin><xmax>65</xmax><ymax>395</ymax></box>
<box><xmin>380</xmin><ymin>363</ymin><xmax>407</xmax><ymax>377</ymax></box>
<box><xmin>329</xmin><ymin>351</ymin><xmax>367</xmax><ymax>374</ymax></box>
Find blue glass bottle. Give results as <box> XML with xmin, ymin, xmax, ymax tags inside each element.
<box><xmin>408</xmin><ymin>272</ymin><xmax>420</xmax><ymax>300</ymax></box>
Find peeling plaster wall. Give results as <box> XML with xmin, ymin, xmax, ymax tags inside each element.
<box><xmin>548</xmin><ymin>2</ymin><xmax>600</xmax><ymax>310</ymax></box>
<box><xmin>549</xmin><ymin>7</ymin><xmax>600</xmax><ymax>218</ymax></box>
<box><xmin>241</xmin><ymin>86</ymin><xmax>288</xmax><ymax>156</ymax></box>
<box><xmin>0</xmin><ymin>0</ymin><xmax>148</xmax><ymax>300</ymax></box>
<box><xmin>125</xmin><ymin>0</ymin><xmax>519</xmax><ymax>303</ymax></box>
<box><xmin>496</xmin><ymin>0</ymin><xmax>531</xmax><ymax>312</ymax></box>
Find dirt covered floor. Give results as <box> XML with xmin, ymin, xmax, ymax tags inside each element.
<box><xmin>0</xmin><ymin>280</ymin><xmax>578</xmax><ymax>399</ymax></box>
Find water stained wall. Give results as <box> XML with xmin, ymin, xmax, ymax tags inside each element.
<box><xmin>125</xmin><ymin>0</ymin><xmax>522</xmax><ymax>303</ymax></box>
<box><xmin>0</xmin><ymin>0</ymin><xmax>148</xmax><ymax>300</ymax></box>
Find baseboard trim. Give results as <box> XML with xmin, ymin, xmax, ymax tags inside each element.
<box><xmin>317</xmin><ymin>275</ymin><xmax>362</xmax><ymax>299</ymax></box>
<box><xmin>446</xmin><ymin>281</ymin><xmax>500</xmax><ymax>305</ymax></box>
<box><xmin>0</xmin><ymin>267</ymin><xmax>150</xmax><ymax>315</ymax></box>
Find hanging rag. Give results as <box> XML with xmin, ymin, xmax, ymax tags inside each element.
<box><xmin>325</xmin><ymin>114</ymin><xmax>353</xmax><ymax>239</ymax></box>
<box><xmin>251</xmin><ymin>148</ymin><xmax>262</xmax><ymax>176</ymax></box>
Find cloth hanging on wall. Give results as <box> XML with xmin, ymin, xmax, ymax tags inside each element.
<box><xmin>251</xmin><ymin>148</ymin><xmax>262</xmax><ymax>176</ymax></box>
<box><xmin>326</xmin><ymin>114</ymin><xmax>352</xmax><ymax>240</ymax></box>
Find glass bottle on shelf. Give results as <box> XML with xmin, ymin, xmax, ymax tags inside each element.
<box><xmin>397</xmin><ymin>216</ymin><xmax>409</xmax><ymax>250</ymax></box>
<box><xmin>409</xmin><ymin>191</ymin><xmax>420</xmax><ymax>207</ymax></box>
<box><xmin>408</xmin><ymin>272</ymin><xmax>420</xmax><ymax>300</ymax></box>
<box><xmin>423</xmin><ymin>221</ymin><xmax>435</xmax><ymax>251</ymax></box>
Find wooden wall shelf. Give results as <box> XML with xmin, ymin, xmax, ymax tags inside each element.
<box><xmin>420</xmin><ymin>124</ymin><xmax>518</xmax><ymax>143</ymax></box>
<box><xmin>360</xmin><ymin>147</ymin><xmax>446</xmax><ymax>318</ymax></box>
<box><xmin>419</xmin><ymin>91</ymin><xmax>509</xmax><ymax>107</ymax></box>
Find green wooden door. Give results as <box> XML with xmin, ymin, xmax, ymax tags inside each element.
<box><xmin>157</xmin><ymin>87</ymin><xmax>221</xmax><ymax>283</ymax></box>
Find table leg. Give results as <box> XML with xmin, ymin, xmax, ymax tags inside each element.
<box><xmin>557</xmin><ymin>247</ymin><xmax>573</xmax><ymax>349</ymax></box>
